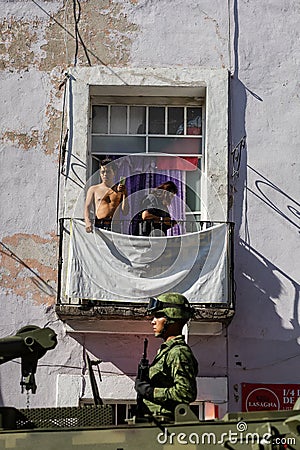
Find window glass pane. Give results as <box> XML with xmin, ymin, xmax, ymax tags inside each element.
<box><xmin>168</xmin><ymin>107</ymin><xmax>184</xmax><ymax>135</ymax></box>
<box><xmin>129</xmin><ymin>106</ymin><xmax>146</xmax><ymax>134</ymax></box>
<box><xmin>149</xmin><ymin>137</ymin><xmax>202</xmax><ymax>154</ymax></box>
<box><xmin>92</xmin><ymin>136</ymin><xmax>146</xmax><ymax>154</ymax></box>
<box><xmin>92</xmin><ymin>106</ymin><xmax>108</xmax><ymax>134</ymax></box>
<box><xmin>149</xmin><ymin>107</ymin><xmax>165</xmax><ymax>134</ymax></box>
<box><xmin>186</xmin><ymin>158</ymin><xmax>201</xmax><ymax>212</ymax></box>
<box><xmin>91</xmin><ymin>156</ymin><xmax>100</xmax><ymax>181</ymax></box>
<box><xmin>187</xmin><ymin>107</ymin><xmax>202</xmax><ymax>135</ymax></box>
<box><xmin>110</xmin><ymin>106</ymin><xmax>127</xmax><ymax>134</ymax></box>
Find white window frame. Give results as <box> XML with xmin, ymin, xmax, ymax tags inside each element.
<box><xmin>89</xmin><ymin>99</ymin><xmax>204</xmax><ymax>215</ymax></box>
<box><xmin>63</xmin><ymin>67</ymin><xmax>229</xmax><ymax>223</ymax></box>
<box><xmin>90</xmin><ymin>101</ymin><xmax>204</xmax><ymax>155</ymax></box>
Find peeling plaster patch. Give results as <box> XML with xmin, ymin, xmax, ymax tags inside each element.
<box><xmin>0</xmin><ymin>233</ymin><xmax>57</xmax><ymax>305</ymax></box>
<box><xmin>0</xmin><ymin>17</ymin><xmax>49</xmax><ymax>70</ymax></box>
<box><xmin>43</xmin><ymin>90</ymin><xmax>63</xmax><ymax>156</ymax></box>
<box><xmin>2</xmin><ymin>130</ymin><xmax>39</xmax><ymax>150</ymax></box>
<box><xmin>39</xmin><ymin>0</ymin><xmax>137</xmax><ymax>69</ymax></box>
<box><xmin>0</xmin><ymin>19</ymin><xmax>37</xmax><ymax>70</ymax></box>
<box><xmin>1</xmin><ymin>1</ymin><xmax>63</xmax><ymax>21</ymax></box>
<box><xmin>3</xmin><ymin>233</ymin><xmax>57</xmax><ymax>266</ymax></box>
<box><xmin>1</xmin><ymin>1</ymin><xmax>136</xmax><ymax>71</ymax></box>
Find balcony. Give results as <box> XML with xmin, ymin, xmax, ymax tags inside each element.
<box><xmin>55</xmin><ymin>218</ymin><xmax>235</xmax><ymax>334</ymax></box>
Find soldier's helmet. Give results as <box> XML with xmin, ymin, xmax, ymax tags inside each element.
<box><xmin>147</xmin><ymin>293</ymin><xmax>195</xmax><ymax>322</ymax></box>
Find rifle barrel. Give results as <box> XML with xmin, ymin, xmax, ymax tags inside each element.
<box><xmin>143</xmin><ymin>338</ymin><xmax>148</xmax><ymax>359</ymax></box>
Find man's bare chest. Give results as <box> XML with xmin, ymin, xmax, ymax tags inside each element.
<box><xmin>95</xmin><ymin>189</ymin><xmax>121</xmax><ymax>205</ymax></box>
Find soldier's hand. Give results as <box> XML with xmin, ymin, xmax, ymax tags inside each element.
<box><xmin>135</xmin><ymin>380</ymin><xmax>154</xmax><ymax>400</ymax></box>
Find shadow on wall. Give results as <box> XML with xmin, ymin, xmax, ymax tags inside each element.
<box><xmin>241</xmin><ymin>240</ymin><xmax>299</xmax><ymax>330</ymax></box>
<box><xmin>233</xmin><ymin>240</ymin><xmax>300</xmax><ymax>361</ymax></box>
<box><xmin>227</xmin><ymin>0</ymin><xmax>300</xmax><ymax>409</ymax></box>
<box><xmin>237</xmin><ymin>164</ymin><xmax>300</xmax><ymax>346</ymax></box>
<box><xmin>229</xmin><ymin>0</ymin><xmax>263</xmax><ymax>232</ymax></box>
<box><xmin>228</xmin><ymin>240</ymin><xmax>300</xmax><ymax>411</ymax></box>
<box><xmin>247</xmin><ymin>165</ymin><xmax>300</xmax><ymax>232</ymax></box>
<box><xmin>0</xmin><ymin>374</ymin><xmax>3</xmax><ymax>406</ymax></box>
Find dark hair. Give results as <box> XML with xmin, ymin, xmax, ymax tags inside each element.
<box><xmin>99</xmin><ymin>158</ymin><xmax>116</xmax><ymax>172</ymax></box>
<box><xmin>156</xmin><ymin>181</ymin><xmax>178</xmax><ymax>195</ymax></box>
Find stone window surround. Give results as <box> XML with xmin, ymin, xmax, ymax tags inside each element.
<box><xmin>64</xmin><ymin>66</ymin><xmax>229</xmax><ymax>222</ymax></box>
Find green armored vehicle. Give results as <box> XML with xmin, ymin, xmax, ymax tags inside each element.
<box><xmin>0</xmin><ymin>327</ymin><xmax>299</xmax><ymax>449</ymax></box>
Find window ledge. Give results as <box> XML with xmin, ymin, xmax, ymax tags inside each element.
<box><xmin>55</xmin><ymin>303</ymin><xmax>235</xmax><ymax>331</ymax></box>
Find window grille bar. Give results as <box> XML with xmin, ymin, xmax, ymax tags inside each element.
<box><xmin>126</xmin><ymin>105</ymin><xmax>130</xmax><ymax>135</ymax></box>
<box><xmin>184</xmin><ymin>107</ymin><xmax>187</xmax><ymax>135</ymax></box>
<box><xmin>107</xmin><ymin>105</ymin><xmax>111</xmax><ymax>134</ymax></box>
<box><xmin>165</xmin><ymin>107</ymin><xmax>168</xmax><ymax>135</ymax></box>
<box><xmin>145</xmin><ymin>106</ymin><xmax>149</xmax><ymax>152</ymax></box>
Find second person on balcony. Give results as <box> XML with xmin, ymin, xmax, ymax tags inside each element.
<box><xmin>134</xmin><ymin>181</ymin><xmax>178</xmax><ymax>236</ymax></box>
<box><xmin>84</xmin><ymin>158</ymin><xmax>129</xmax><ymax>233</ymax></box>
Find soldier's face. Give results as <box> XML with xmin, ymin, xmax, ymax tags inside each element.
<box><xmin>151</xmin><ymin>314</ymin><xmax>167</xmax><ymax>337</ymax></box>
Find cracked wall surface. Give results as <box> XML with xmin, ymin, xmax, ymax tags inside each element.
<box><xmin>0</xmin><ymin>233</ymin><xmax>57</xmax><ymax>305</ymax></box>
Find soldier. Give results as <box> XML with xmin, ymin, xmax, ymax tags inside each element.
<box><xmin>135</xmin><ymin>293</ymin><xmax>198</xmax><ymax>420</ymax></box>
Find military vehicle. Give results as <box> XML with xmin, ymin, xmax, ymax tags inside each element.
<box><xmin>0</xmin><ymin>326</ymin><xmax>299</xmax><ymax>449</ymax></box>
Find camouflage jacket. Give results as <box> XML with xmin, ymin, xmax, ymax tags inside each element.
<box><xmin>144</xmin><ymin>335</ymin><xmax>198</xmax><ymax>418</ymax></box>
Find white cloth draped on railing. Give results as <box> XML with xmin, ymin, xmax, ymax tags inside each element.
<box><xmin>65</xmin><ymin>219</ymin><xmax>229</xmax><ymax>303</ymax></box>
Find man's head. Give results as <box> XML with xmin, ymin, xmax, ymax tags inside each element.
<box><xmin>156</xmin><ymin>181</ymin><xmax>178</xmax><ymax>195</ymax></box>
<box><xmin>147</xmin><ymin>293</ymin><xmax>194</xmax><ymax>338</ymax></box>
<box><xmin>155</xmin><ymin>181</ymin><xmax>178</xmax><ymax>206</ymax></box>
<box><xmin>99</xmin><ymin>159</ymin><xmax>116</xmax><ymax>185</ymax></box>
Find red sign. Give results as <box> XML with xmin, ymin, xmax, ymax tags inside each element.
<box><xmin>242</xmin><ymin>383</ymin><xmax>300</xmax><ymax>412</ymax></box>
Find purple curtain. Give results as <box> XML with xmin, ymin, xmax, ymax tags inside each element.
<box><xmin>103</xmin><ymin>155</ymin><xmax>185</xmax><ymax>234</ymax></box>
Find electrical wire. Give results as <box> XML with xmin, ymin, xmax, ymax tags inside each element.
<box><xmin>31</xmin><ymin>0</ymin><xmax>128</xmax><ymax>84</ymax></box>
<box><xmin>73</xmin><ymin>0</ymin><xmax>79</xmax><ymax>66</ymax></box>
<box><xmin>72</xmin><ymin>0</ymin><xmax>91</xmax><ymax>67</ymax></box>
<box><xmin>10</xmin><ymin>345</ymin><xmax>300</xmax><ymax>373</ymax></box>
<box><xmin>0</xmin><ymin>241</ymin><xmax>56</xmax><ymax>295</ymax></box>
<box><xmin>10</xmin><ymin>359</ymin><xmax>138</xmax><ymax>377</ymax></box>
<box><xmin>56</xmin><ymin>73</ymin><xmax>69</xmax><ymax>233</ymax></box>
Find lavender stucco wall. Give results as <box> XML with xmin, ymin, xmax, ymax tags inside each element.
<box><xmin>0</xmin><ymin>0</ymin><xmax>299</xmax><ymax>413</ymax></box>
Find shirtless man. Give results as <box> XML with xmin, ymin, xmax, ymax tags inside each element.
<box><xmin>84</xmin><ymin>159</ymin><xmax>129</xmax><ymax>233</ymax></box>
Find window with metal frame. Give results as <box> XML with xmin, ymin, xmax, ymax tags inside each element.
<box><xmin>89</xmin><ymin>98</ymin><xmax>204</xmax><ymax>215</ymax></box>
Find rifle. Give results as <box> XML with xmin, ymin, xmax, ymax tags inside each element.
<box><xmin>136</xmin><ymin>338</ymin><xmax>149</xmax><ymax>418</ymax></box>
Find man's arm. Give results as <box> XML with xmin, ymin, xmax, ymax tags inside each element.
<box><xmin>141</xmin><ymin>210</ymin><xmax>176</xmax><ymax>228</ymax></box>
<box><xmin>141</xmin><ymin>194</ymin><xmax>176</xmax><ymax>228</ymax></box>
<box><xmin>84</xmin><ymin>186</ymin><xmax>95</xmax><ymax>233</ymax></box>
<box><xmin>117</xmin><ymin>184</ymin><xmax>129</xmax><ymax>216</ymax></box>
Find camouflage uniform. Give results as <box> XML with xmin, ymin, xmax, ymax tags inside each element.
<box><xmin>143</xmin><ymin>335</ymin><xmax>198</xmax><ymax>419</ymax></box>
